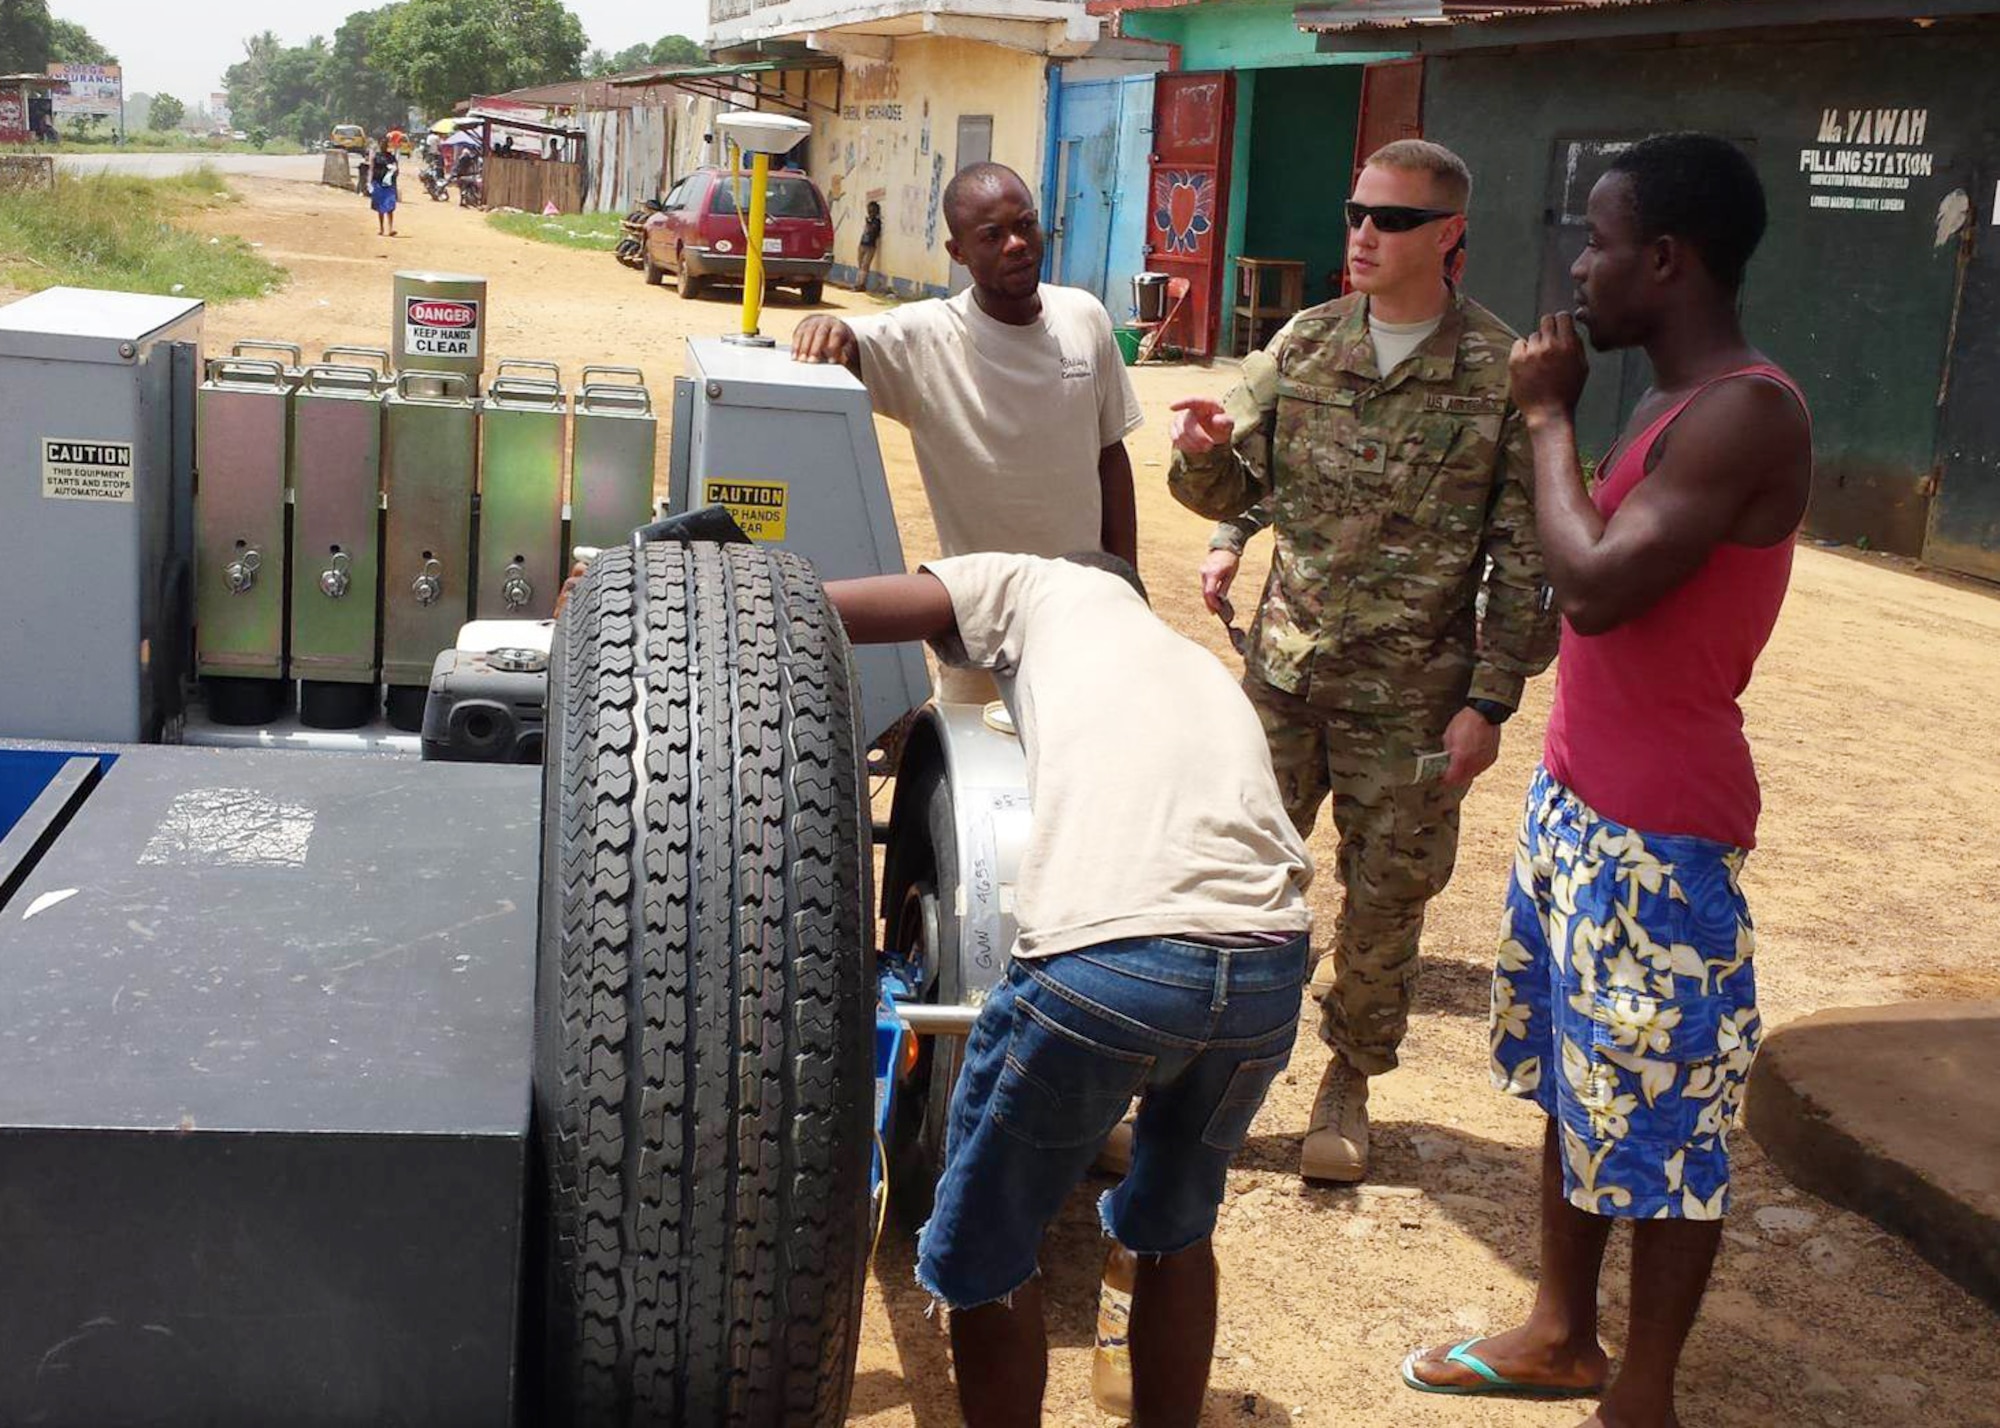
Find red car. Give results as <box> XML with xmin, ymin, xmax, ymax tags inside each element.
<box><xmin>643</xmin><ymin>167</ymin><xmax>835</xmax><ymax>303</ymax></box>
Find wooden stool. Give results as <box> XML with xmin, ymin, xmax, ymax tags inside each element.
<box><xmin>1232</xmin><ymin>257</ymin><xmax>1305</xmax><ymax>357</ymax></box>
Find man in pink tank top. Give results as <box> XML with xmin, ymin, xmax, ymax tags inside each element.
<box><xmin>1404</xmin><ymin>134</ymin><xmax>1811</xmax><ymax>1428</ymax></box>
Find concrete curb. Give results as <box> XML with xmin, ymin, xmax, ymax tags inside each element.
<box><xmin>1746</xmin><ymin>1000</ymin><xmax>2000</xmax><ymax>1311</ymax></box>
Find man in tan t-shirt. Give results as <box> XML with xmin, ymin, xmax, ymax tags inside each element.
<box><xmin>826</xmin><ymin>551</ymin><xmax>1311</xmax><ymax>1428</ymax></box>
<box><xmin>793</xmin><ymin>163</ymin><xmax>1143</xmax><ymax>573</ymax></box>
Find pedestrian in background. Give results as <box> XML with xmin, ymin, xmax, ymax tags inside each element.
<box><xmin>371</xmin><ymin>135</ymin><xmax>399</xmax><ymax>238</ymax></box>
<box><xmin>854</xmin><ymin>198</ymin><xmax>883</xmax><ymax>294</ymax></box>
<box><xmin>1165</xmin><ymin>139</ymin><xmax>1557</xmax><ymax>1184</ymax></box>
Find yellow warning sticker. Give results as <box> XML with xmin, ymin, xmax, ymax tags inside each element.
<box><xmin>702</xmin><ymin>478</ymin><xmax>788</xmax><ymax>541</ymax></box>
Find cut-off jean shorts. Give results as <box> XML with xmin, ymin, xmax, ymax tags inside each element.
<box><xmin>916</xmin><ymin>931</ymin><xmax>1309</xmax><ymax>1310</ymax></box>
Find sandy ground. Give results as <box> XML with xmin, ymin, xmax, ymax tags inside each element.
<box><xmin>53</xmin><ymin>176</ymin><xmax>2000</xmax><ymax>1426</ymax></box>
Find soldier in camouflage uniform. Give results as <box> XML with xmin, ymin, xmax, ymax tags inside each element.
<box><xmin>1169</xmin><ymin>140</ymin><xmax>1557</xmax><ymax>1182</ymax></box>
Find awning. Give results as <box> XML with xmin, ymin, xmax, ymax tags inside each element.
<box><xmin>608</xmin><ymin>56</ymin><xmax>844</xmax><ymax>117</ymax></box>
<box><xmin>1299</xmin><ymin>0</ymin><xmax>2000</xmax><ymax>52</ymax></box>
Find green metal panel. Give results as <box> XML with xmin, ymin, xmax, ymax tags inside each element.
<box><xmin>476</xmin><ymin>377</ymin><xmax>566</xmax><ymax>619</ymax></box>
<box><xmin>1426</xmin><ymin>28</ymin><xmax>1988</xmax><ymax>555</ymax></box>
<box><xmin>1125</xmin><ymin>0</ymin><xmax>1402</xmax><ymax>71</ymax></box>
<box><xmin>195</xmin><ymin>359</ymin><xmax>291</xmax><ymax>680</ymax></box>
<box><xmin>1220</xmin><ymin>70</ymin><xmax>1256</xmax><ymax>352</ymax></box>
<box><xmin>382</xmin><ymin>373</ymin><xmax>477</xmax><ymax>688</ymax></box>
<box><xmin>569</xmin><ymin>372</ymin><xmax>658</xmax><ymax>553</ymax></box>
<box><xmin>1927</xmin><ymin>168</ymin><xmax>2000</xmax><ymax>580</ymax></box>
<box><xmin>289</xmin><ymin>365</ymin><xmax>384</xmax><ymax>685</ymax></box>
<box><xmin>1241</xmin><ymin>65</ymin><xmax>1361</xmax><ymax>311</ymax></box>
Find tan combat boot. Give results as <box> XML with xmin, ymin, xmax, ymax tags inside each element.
<box><xmin>1307</xmin><ymin>949</ymin><xmax>1338</xmax><ymax>1002</ymax></box>
<box><xmin>1300</xmin><ymin>1056</ymin><xmax>1369</xmax><ymax>1183</ymax></box>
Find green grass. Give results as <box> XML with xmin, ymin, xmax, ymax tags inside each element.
<box><xmin>487</xmin><ymin>209</ymin><xmax>624</xmax><ymax>251</ymax></box>
<box><xmin>0</xmin><ymin>164</ymin><xmax>285</xmax><ymax>301</ymax></box>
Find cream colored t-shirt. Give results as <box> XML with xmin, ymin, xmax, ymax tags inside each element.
<box><xmin>847</xmin><ymin>285</ymin><xmax>1144</xmax><ymax>560</ymax></box>
<box><xmin>922</xmin><ymin>553</ymin><xmax>1314</xmax><ymax>960</ymax></box>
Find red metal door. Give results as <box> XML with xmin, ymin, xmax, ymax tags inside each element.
<box><xmin>1352</xmin><ymin>58</ymin><xmax>1424</xmax><ymax>186</ymax></box>
<box><xmin>1145</xmin><ymin>71</ymin><xmax>1235</xmax><ymax>359</ymax></box>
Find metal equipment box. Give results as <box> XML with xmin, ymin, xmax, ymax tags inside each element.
<box><xmin>670</xmin><ymin>338</ymin><xmax>928</xmax><ymax>744</ymax></box>
<box><xmin>0</xmin><ymin>742</ymin><xmax>537</xmax><ymax>1427</ymax></box>
<box><xmin>569</xmin><ymin>365</ymin><xmax>657</xmax><ymax>552</ymax></box>
<box><xmin>476</xmin><ymin>370</ymin><xmax>566</xmax><ymax>620</ymax></box>
<box><xmin>289</xmin><ymin>363</ymin><xmax>385</xmax><ymax>726</ymax></box>
<box><xmin>195</xmin><ymin>356</ymin><xmax>293</xmax><ymax>694</ymax></box>
<box><xmin>0</xmin><ymin>288</ymin><xmax>203</xmax><ymax>743</ymax></box>
<box><xmin>382</xmin><ymin>372</ymin><xmax>478</xmax><ymax>728</ymax></box>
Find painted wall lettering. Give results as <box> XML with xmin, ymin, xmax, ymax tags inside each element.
<box><xmin>1800</xmin><ymin>107</ymin><xmax>1935</xmax><ymax>215</ymax></box>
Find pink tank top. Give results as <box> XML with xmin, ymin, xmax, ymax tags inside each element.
<box><xmin>1542</xmin><ymin>364</ymin><xmax>1809</xmax><ymax>849</ymax></box>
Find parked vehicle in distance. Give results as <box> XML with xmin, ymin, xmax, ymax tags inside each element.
<box><xmin>642</xmin><ymin>167</ymin><xmax>834</xmax><ymax>304</ymax></box>
<box><xmin>330</xmin><ymin>124</ymin><xmax>368</xmax><ymax>153</ymax></box>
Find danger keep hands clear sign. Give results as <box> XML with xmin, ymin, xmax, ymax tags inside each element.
<box><xmin>405</xmin><ymin>297</ymin><xmax>482</xmax><ymax>359</ymax></box>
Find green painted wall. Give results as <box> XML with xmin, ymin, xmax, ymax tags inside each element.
<box><xmin>1242</xmin><ymin>65</ymin><xmax>1361</xmax><ymax>313</ymax></box>
<box><xmin>1221</xmin><ymin>69</ymin><xmax>1256</xmax><ymax>350</ymax></box>
<box><xmin>1124</xmin><ymin>0</ymin><xmax>1400</xmax><ymax>72</ymax></box>
<box><xmin>1426</xmin><ymin>26</ymin><xmax>2000</xmax><ymax>555</ymax></box>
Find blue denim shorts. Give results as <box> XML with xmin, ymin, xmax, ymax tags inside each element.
<box><xmin>1492</xmin><ymin>768</ymin><xmax>1763</xmax><ymax>1220</ymax></box>
<box><xmin>916</xmin><ymin>932</ymin><xmax>1309</xmax><ymax>1310</ymax></box>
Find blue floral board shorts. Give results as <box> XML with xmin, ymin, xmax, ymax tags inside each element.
<box><xmin>917</xmin><ymin>932</ymin><xmax>1308</xmax><ymax>1310</ymax></box>
<box><xmin>1491</xmin><ymin>767</ymin><xmax>1763</xmax><ymax>1221</ymax></box>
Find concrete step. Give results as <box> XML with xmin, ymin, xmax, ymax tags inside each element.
<box><xmin>1746</xmin><ymin>1000</ymin><xmax>2000</xmax><ymax>1311</ymax></box>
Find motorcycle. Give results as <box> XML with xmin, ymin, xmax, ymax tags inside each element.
<box><xmin>452</xmin><ymin>156</ymin><xmax>484</xmax><ymax>209</ymax></box>
<box><xmin>420</xmin><ymin>153</ymin><xmax>451</xmax><ymax>202</ymax></box>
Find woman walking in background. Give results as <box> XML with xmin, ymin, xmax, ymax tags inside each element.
<box><xmin>371</xmin><ymin>136</ymin><xmax>399</xmax><ymax>238</ymax></box>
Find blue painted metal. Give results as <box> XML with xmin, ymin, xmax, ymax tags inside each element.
<box><xmin>1049</xmin><ymin>74</ymin><xmax>1157</xmax><ymax>323</ymax></box>
<box><xmin>872</xmin><ymin>969</ymin><xmax>916</xmax><ymax>1202</ymax></box>
<box><xmin>0</xmin><ymin>750</ymin><xmax>114</xmax><ymax>841</ymax></box>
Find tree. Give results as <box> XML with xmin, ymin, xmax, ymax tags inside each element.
<box><xmin>377</xmin><ymin>0</ymin><xmax>585</xmax><ymax>115</ymax></box>
<box><xmin>586</xmin><ymin>34</ymin><xmax>702</xmax><ymax>76</ymax></box>
<box><xmin>224</xmin><ymin>29</ymin><xmax>333</xmax><ymax>143</ymax></box>
<box><xmin>48</xmin><ymin>16</ymin><xmax>114</xmax><ymax>64</ymax></box>
<box><xmin>148</xmin><ymin>92</ymin><xmax>185</xmax><ymax>131</ymax></box>
<box><xmin>323</xmin><ymin>5</ymin><xmax>415</xmax><ymax>133</ymax></box>
<box><xmin>0</xmin><ymin>0</ymin><xmax>54</xmax><ymax>73</ymax></box>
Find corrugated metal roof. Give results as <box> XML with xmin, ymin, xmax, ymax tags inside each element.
<box><xmin>608</xmin><ymin>56</ymin><xmax>843</xmax><ymax>87</ymax></box>
<box><xmin>1297</xmin><ymin>0</ymin><xmax>1663</xmax><ymax>33</ymax></box>
<box><xmin>1300</xmin><ymin>0</ymin><xmax>2000</xmax><ymax>36</ymax></box>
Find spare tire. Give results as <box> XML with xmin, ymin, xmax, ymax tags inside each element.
<box><xmin>534</xmin><ymin>541</ymin><xmax>873</xmax><ymax>1428</ymax></box>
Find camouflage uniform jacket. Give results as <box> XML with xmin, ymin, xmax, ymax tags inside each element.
<box><xmin>1171</xmin><ymin>290</ymin><xmax>1557</xmax><ymax>721</ymax></box>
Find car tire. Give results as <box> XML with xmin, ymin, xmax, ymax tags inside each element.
<box><xmin>799</xmin><ymin>280</ymin><xmax>825</xmax><ymax>306</ymax></box>
<box><xmin>679</xmin><ymin>263</ymin><xmax>705</xmax><ymax>301</ymax></box>
<box><xmin>534</xmin><ymin>541</ymin><xmax>873</xmax><ymax>1428</ymax></box>
<box><xmin>643</xmin><ymin>252</ymin><xmax>663</xmax><ymax>286</ymax></box>
<box><xmin>884</xmin><ymin>756</ymin><xmax>963</xmax><ymax>1231</ymax></box>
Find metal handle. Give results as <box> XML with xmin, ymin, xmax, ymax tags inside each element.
<box><xmin>319</xmin><ymin>551</ymin><xmax>353</xmax><ymax>599</ymax></box>
<box><xmin>322</xmin><ymin>345</ymin><xmax>393</xmax><ymax>377</ymax></box>
<box><xmin>500</xmin><ymin>561</ymin><xmax>533</xmax><ymax>611</ymax></box>
<box><xmin>580</xmin><ymin>364</ymin><xmax>646</xmax><ymax>388</ymax></box>
<box><xmin>303</xmin><ymin>363</ymin><xmax>384</xmax><ymax>393</ymax></box>
<box><xmin>578</xmin><ymin>382</ymin><xmax>652</xmax><ymax>415</ymax></box>
<box><xmin>485</xmin><ymin>377</ymin><xmax>565</xmax><ymax>408</ymax></box>
<box><xmin>412</xmin><ymin>557</ymin><xmax>444</xmax><ymax>606</ymax></box>
<box><xmin>496</xmin><ymin>358</ymin><xmax>562</xmax><ymax>384</ymax></box>
<box><xmin>395</xmin><ymin>370</ymin><xmax>472</xmax><ymax>402</ymax></box>
<box><xmin>231</xmin><ymin>339</ymin><xmax>302</xmax><ymax>367</ymax></box>
<box><xmin>205</xmin><ymin>357</ymin><xmax>288</xmax><ymax>388</ymax></box>
<box><xmin>224</xmin><ymin>548</ymin><xmax>262</xmax><ymax>594</ymax></box>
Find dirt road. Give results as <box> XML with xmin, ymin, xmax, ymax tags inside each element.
<box><xmin>130</xmin><ymin>176</ymin><xmax>2000</xmax><ymax>1424</ymax></box>
<box><xmin>55</xmin><ymin>152</ymin><xmax>325</xmax><ymax>181</ymax></box>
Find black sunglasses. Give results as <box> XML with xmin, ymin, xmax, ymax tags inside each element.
<box><xmin>1344</xmin><ymin>202</ymin><xmax>1459</xmax><ymax>233</ymax></box>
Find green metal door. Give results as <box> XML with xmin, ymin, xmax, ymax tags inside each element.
<box><xmin>1926</xmin><ymin>174</ymin><xmax>2000</xmax><ymax>581</ymax></box>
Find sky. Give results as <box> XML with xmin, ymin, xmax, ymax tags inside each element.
<box><xmin>50</xmin><ymin>0</ymin><xmax>711</xmax><ymax>107</ymax></box>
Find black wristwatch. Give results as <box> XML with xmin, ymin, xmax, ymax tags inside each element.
<box><xmin>1466</xmin><ymin>698</ymin><xmax>1514</xmax><ymax>727</ymax></box>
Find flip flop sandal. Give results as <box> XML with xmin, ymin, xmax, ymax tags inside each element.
<box><xmin>1399</xmin><ymin>1340</ymin><xmax>1604</xmax><ymax>1399</ymax></box>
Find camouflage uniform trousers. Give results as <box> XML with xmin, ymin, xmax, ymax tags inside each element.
<box><xmin>1244</xmin><ymin>676</ymin><xmax>1468</xmax><ymax>1076</ymax></box>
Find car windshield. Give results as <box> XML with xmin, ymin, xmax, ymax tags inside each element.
<box><xmin>709</xmin><ymin>176</ymin><xmax>825</xmax><ymax>220</ymax></box>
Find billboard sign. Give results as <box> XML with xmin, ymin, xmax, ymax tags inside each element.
<box><xmin>47</xmin><ymin>63</ymin><xmax>123</xmax><ymax>124</ymax></box>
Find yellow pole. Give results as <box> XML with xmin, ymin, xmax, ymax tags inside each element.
<box><xmin>741</xmin><ymin>150</ymin><xmax>770</xmax><ymax>339</ymax></box>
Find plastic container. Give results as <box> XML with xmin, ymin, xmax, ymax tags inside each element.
<box><xmin>1132</xmin><ymin>271</ymin><xmax>1170</xmax><ymax>324</ymax></box>
<box><xmin>1114</xmin><ymin>326</ymin><xmax>1143</xmax><ymax>367</ymax></box>
<box><xmin>1091</xmin><ymin>1244</ymin><xmax>1136</xmax><ymax>1416</ymax></box>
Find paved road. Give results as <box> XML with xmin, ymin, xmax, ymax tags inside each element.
<box><xmin>55</xmin><ymin>152</ymin><xmax>326</xmax><ymax>182</ymax></box>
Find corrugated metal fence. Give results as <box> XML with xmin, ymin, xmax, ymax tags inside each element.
<box><xmin>582</xmin><ymin>95</ymin><xmax>729</xmax><ymax>213</ymax></box>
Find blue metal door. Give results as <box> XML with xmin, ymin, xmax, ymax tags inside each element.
<box><xmin>1047</xmin><ymin>74</ymin><xmax>1156</xmax><ymax>321</ymax></box>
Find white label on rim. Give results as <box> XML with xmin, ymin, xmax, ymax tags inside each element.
<box><xmin>404</xmin><ymin>295</ymin><xmax>481</xmax><ymax>358</ymax></box>
<box><xmin>41</xmin><ymin>438</ymin><xmax>133</xmax><ymax>502</ymax></box>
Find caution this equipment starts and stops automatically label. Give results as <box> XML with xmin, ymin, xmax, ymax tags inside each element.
<box><xmin>702</xmin><ymin>478</ymin><xmax>788</xmax><ymax>541</ymax></box>
<box><xmin>404</xmin><ymin>296</ymin><xmax>482</xmax><ymax>359</ymax></box>
<box><xmin>42</xmin><ymin>438</ymin><xmax>134</xmax><ymax>502</ymax></box>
